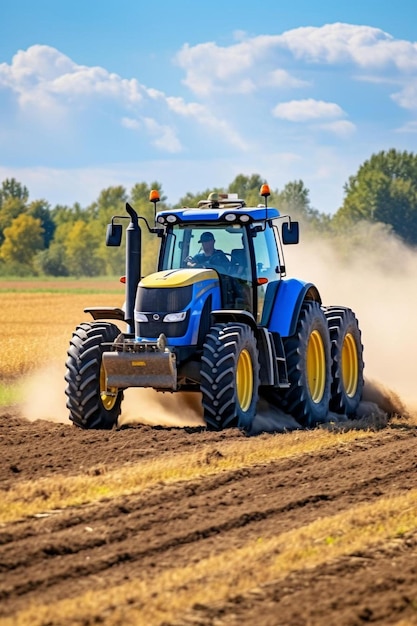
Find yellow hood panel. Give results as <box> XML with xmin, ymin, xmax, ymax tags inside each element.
<box><xmin>140</xmin><ymin>268</ymin><xmax>218</xmax><ymax>288</ymax></box>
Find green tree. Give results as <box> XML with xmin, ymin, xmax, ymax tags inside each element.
<box><xmin>0</xmin><ymin>197</ymin><xmax>26</xmax><ymax>246</ymax></box>
<box><xmin>334</xmin><ymin>149</ymin><xmax>417</xmax><ymax>245</ymax></box>
<box><xmin>0</xmin><ymin>214</ymin><xmax>44</xmax><ymax>269</ymax></box>
<box><xmin>228</xmin><ymin>173</ymin><xmax>271</xmax><ymax>206</ymax></box>
<box><xmin>0</xmin><ymin>178</ymin><xmax>29</xmax><ymax>206</ymax></box>
<box><xmin>176</xmin><ymin>187</ymin><xmax>223</xmax><ymax>209</ymax></box>
<box><xmin>51</xmin><ymin>203</ymin><xmax>86</xmax><ymax>228</ymax></box>
<box><xmin>27</xmin><ymin>199</ymin><xmax>55</xmax><ymax>247</ymax></box>
<box><xmin>91</xmin><ymin>185</ymin><xmax>128</xmax><ymax>222</ymax></box>
<box><xmin>64</xmin><ymin>220</ymin><xmax>101</xmax><ymax>277</ymax></box>
<box><xmin>0</xmin><ymin>179</ymin><xmax>31</xmax><ymax>245</ymax></box>
<box><xmin>34</xmin><ymin>243</ymin><xmax>69</xmax><ymax>276</ymax></box>
<box><xmin>276</xmin><ymin>180</ymin><xmax>310</xmax><ymax>217</ymax></box>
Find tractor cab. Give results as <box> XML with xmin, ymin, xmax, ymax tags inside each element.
<box><xmin>155</xmin><ymin>189</ymin><xmax>292</xmax><ymax>324</ymax></box>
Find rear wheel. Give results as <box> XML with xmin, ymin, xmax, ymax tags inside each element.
<box><xmin>325</xmin><ymin>307</ymin><xmax>364</xmax><ymax>416</ymax></box>
<box><xmin>201</xmin><ymin>323</ymin><xmax>259</xmax><ymax>431</ymax></box>
<box><xmin>281</xmin><ymin>301</ymin><xmax>331</xmax><ymax>427</ymax></box>
<box><xmin>65</xmin><ymin>322</ymin><xmax>123</xmax><ymax>429</ymax></box>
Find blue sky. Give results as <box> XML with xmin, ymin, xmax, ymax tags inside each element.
<box><xmin>1</xmin><ymin>0</ymin><xmax>417</xmax><ymax>214</ymax></box>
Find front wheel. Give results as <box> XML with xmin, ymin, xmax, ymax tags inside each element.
<box><xmin>325</xmin><ymin>307</ymin><xmax>364</xmax><ymax>416</ymax></box>
<box><xmin>281</xmin><ymin>301</ymin><xmax>331</xmax><ymax>427</ymax></box>
<box><xmin>201</xmin><ymin>323</ymin><xmax>259</xmax><ymax>431</ymax></box>
<box><xmin>65</xmin><ymin>322</ymin><xmax>123</xmax><ymax>429</ymax></box>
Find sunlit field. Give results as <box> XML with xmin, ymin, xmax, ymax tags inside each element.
<box><xmin>2</xmin><ymin>280</ymin><xmax>417</xmax><ymax>626</ymax></box>
<box><xmin>0</xmin><ymin>279</ymin><xmax>125</xmax><ymax>401</ymax></box>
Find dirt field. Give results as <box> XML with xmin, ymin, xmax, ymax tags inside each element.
<box><xmin>1</xmin><ymin>401</ymin><xmax>417</xmax><ymax>625</ymax></box>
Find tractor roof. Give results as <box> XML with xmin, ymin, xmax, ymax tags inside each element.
<box><xmin>156</xmin><ymin>192</ymin><xmax>280</xmax><ymax>226</ymax></box>
<box><xmin>156</xmin><ymin>206</ymin><xmax>280</xmax><ymax>225</ymax></box>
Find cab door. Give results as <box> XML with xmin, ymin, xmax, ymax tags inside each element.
<box><xmin>251</xmin><ymin>225</ymin><xmax>281</xmax><ymax>323</ymax></box>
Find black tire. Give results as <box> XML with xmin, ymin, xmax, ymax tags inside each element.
<box><xmin>325</xmin><ymin>306</ymin><xmax>364</xmax><ymax>416</ymax></box>
<box><xmin>281</xmin><ymin>301</ymin><xmax>331</xmax><ymax>427</ymax></box>
<box><xmin>201</xmin><ymin>323</ymin><xmax>259</xmax><ymax>431</ymax></box>
<box><xmin>65</xmin><ymin>322</ymin><xmax>123</xmax><ymax>429</ymax></box>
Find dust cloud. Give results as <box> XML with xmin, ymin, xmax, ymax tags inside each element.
<box><xmin>119</xmin><ymin>388</ymin><xmax>204</xmax><ymax>427</ymax></box>
<box><xmin>21</xmin><ymin>364</ymin><xmax>205</xmax><ymax>427</ymax></box>
<box><xmin>284</xmin><ymin>221</ymin><xmax>417</xmax><ymax>419</ymax></box>
<box><xmin>21</xmin><ymin>221</ymin><xmax>416</xmax><ymax>428</ymax></box>
<box><xmin>22</xmin><ymin>364</ymin><xmax>68</xmax><ymax>423</ymax></box>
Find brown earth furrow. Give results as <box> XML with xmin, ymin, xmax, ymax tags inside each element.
<box><xmin>1</xmin><ymin>427</ymin><xmax>415</xmax><ymax>559</ymax></box>
<box><xmin>0</xmin><ymin>422</ymin><xmax>416</xmax><ymax>620</ymax></box>
<box><xmin>177</xmin><ymin>533</ymin><xmax>417</xmax><ymax>626</ymax></box>
<box><xmin>0</xmin><ymin>414</ymin><xmax>244</xmax><ymax>488</ymax></box>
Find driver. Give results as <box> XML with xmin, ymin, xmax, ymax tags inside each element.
<box><xmin>186</xmin><ymin>231</ymin><xmax>230</xmax><ymax>271</ymax></box>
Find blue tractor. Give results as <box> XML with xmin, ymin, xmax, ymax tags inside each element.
<box><xmin>65</xmin><ymin>185</ymin><xmax>364</xmax><ymax>431</ymax></box>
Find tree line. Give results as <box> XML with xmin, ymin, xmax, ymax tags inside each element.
<box><xmin>1</xmin><ymin>148</ymin><xmax>417</xmax><ymax>277</ymax></box>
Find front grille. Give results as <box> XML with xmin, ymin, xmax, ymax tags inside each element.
<box><xmin>136</xmin><ymin>285</ymin><xmax>192</xmax><ymax>313</ymax></box>
<box><xmin>136</xmin><ymin>311</ymin><xmax>190</xmax><ymax>338</ymax></box>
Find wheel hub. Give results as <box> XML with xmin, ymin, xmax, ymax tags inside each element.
<box><xmin>342</xmin><ymin>333</ymin><xmax>358</xmax><ymax>397</ymax></box>
<box><xmin>236</xmin><ymin>349</ymin><xmax>253</xmax><ymax>412</ymax></box>
<box><xmin>100</xmin><ymin>364</ymin><xmax>118</xmax><ymax>411</ymax></box>
<box><xmin>306</xmin><ymin>330</ymin><xmax>326</xmax><ymax>403</ymax></box>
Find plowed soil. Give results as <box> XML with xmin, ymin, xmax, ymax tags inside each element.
<box><xmin>1</xmin><ymin>406</ymin><xmax>417</xmax><ymax>625</ymax></box>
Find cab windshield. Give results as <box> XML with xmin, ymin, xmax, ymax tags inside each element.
<box><xmin>161</xmin><ymin>224</ymin><xmax>251</xmax><ymax>279</ymax></box>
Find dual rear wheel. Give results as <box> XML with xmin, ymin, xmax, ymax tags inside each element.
<box><xmin>280</xmin><ymin>301</ymin><xmax>363</xmax><ymax>427</ymax></box>
<box><xmin>201</xmin><ymin>303</ymin><xmax>363</xmax><ymax>431</ymax></box>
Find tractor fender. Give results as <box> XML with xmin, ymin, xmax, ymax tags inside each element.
<box><xmin>266</xmin><ymin>278</ymin><xmax>321</xmax><ymax>338</ymax></box>
<box><xmin>211</xmin><ymin>309</ymin><xmax>258</xmax><ymax>332</ymax></box>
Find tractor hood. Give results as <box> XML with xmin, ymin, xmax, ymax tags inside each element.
<box><xmin>139</xmin><ymin>268</ymin><xmax>218</xmax><ymax>288</ymax></box>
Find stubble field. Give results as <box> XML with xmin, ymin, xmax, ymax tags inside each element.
<box><xmin>1</xmin><ymin>278</ymin><xmax>417</xmax><ymax>625</ymax></box>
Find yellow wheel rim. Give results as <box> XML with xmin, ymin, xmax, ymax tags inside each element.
<box><xmin>100</xmin><ymin>363</ymin><xmax>118</xmax><ymax>411</ymax></box>
<box><xmin>236</xmin><ymin>349</ymin><xmax>253</xmax><ymax>412</ymax></box>
<box><xmin>306</xmin><ymin>330</ymin><xmax>326</xmax><ymax>403</ymax></box>
<box><xmin>342</xmin><ymin>333</ymin><xmax>358</xmax><ymax>397</ymax></box>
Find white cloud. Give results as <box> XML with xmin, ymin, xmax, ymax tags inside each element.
<box><xmin>175</xmin><ymin>40</ymin><xmax>256</xmax><ymax>95</ymax></box>
<box><xmin>121</xmin><ymin>117</ymin><xmax>141</xmax><ymax>130</ymax></box>
<box><xmin>391</xmin><ymin>81</ymin><xmax>417</xmax><ymax>110</ymax></box>
<box><xmin>316</xmin><ymin>120</ymin><xmax>356</xmax><ymax>137</ymax></box>
<box><xmin>0</xmin><ymin>44</ymin><xmax>246</xmax><ymax>153</ymax></box>
<box><xmin>267</xmin><ymin>69</ymin><xmax>309</xmax><ymax>89</ymax></box>
<box><xmin>175</xmin><ymin>23</ymin><xmax>417</xmax><ymax>113</ymax></box>
<box><xmin>142</xmin><ymin>117</ymin><xmax>182</xmax><ymax>153</ymax></box>
<box><xmin>166</xmin><ymin>96</ymin><xmax>248</xmax><ymax>150</ymax></box>
<box><xmin>272</xmin><ymin>99</ymin><xmax>344</xmax><ymax>122</ymax></box>
<box><xmin>395</xmin><ymin>120</ymin><xmax>417</xmax><ymax>133</ymax></box>
<box><xmin>122</xmin><ymin>115</ymin><xmax>183</xmax><ymax>153</ymax></box>
<box><xmin>0</xmin><ymin>45</ymin><xmax>144</xmax><ymax>112</ymax></box>
<box><xmin>279</xmin><ymin>23</ymin><xmax>417</xmax><ymax>71</ymax></box>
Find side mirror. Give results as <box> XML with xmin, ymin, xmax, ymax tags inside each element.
<box><xmin>282</xmin><ymin>220</ymin><xmax>299</xmax><ymax>245</ymax></box>
<box><xmin>106</xmin><ymin>223</ymin><xmax>122</xmax><ymax>247</ymax></box>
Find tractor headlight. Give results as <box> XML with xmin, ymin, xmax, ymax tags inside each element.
<box><xmin>166</xmin><ymin>214</ymin><xmax>178</xmax><ymax>224</ymax></box>
<box><xmin>134</xmin><ymin>312</ymin><xmax>148</xmax><ymax>322</ymax></box>
<box><xmin>224</xmin><ymin>213</ymin><xmax>237</xmax><ymax>222</ymax></box>
<box><xmin>239</xmin><ymin>214</ymin><xmax>250</xmax><ymax>223</ymax></box>
<box><xmin>163</xmin><ymin>311</ymin><xmax>187</xmax><ymax>322</ymax></box>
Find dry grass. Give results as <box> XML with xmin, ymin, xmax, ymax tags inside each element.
<box><xmin>0</xmin><ymin>284</ymin><xmax>124</xmax><ymax>381</ymax></box>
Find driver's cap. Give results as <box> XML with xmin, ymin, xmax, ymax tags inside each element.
<box><xmin>198</xmin><ymin>231</ymin><xmax>215</xmax><ymax>243</ymax></box>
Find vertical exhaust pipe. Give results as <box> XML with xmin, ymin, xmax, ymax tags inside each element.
<box><xmin>125</xmin><ymin>203</ymin><xmax>141</xmax><ymax>334</ymax></box>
